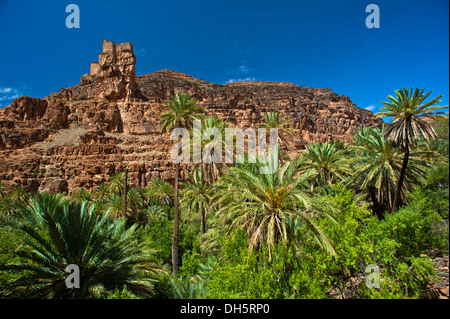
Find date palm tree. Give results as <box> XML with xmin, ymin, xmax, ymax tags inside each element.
<box><xmin>93</xmin><ymin>183</ymin><xmax>109</xmax><ymax>200</ymax></box>
<box><xmin>192</xmin><ymin>116</ymin><xmax>229</xmax><ymax>185</ymax></box>
<box><xmin>143</xmin><ymin>178</ymin><xmax>174</xmax><ymax>207</ymax></box>
<box><xmin>0</xmin><ymin>193</ymin><xmax>165</xmax><ymax>298</ymax></box>
<box><xmin>107</xmin><ymin>172</ymin><xmax>127</xmax><ymax>195</ymax></box>
<box><xmin>258</xmin><ymin>111</ymin><xmax>295</xmax><ymax>164</ymax></box>
<box><xmin>103</xmin><ymin>193</ymin><xmax>130</xmax><ymax>220</ymax></box>
<box><xmin>126</xmin><ymin>188</ymin><xmax>144</xmax><ymax>215</ymax></box>
<box><xmin>376</xmin><ymin>87</ymin><xmax>447</xmax><ymax>212</ymax></box>
<box><xmin>0</xmin><ymin>196</ymin><xmax>18</xmax><ymax>217</ymax></box>
<box><xmin>181</xmin><ymin>168</ymin><xmax>212</xmax><ymax>245</ymax></box>
<box><xmin>258</xmin><ymin>111</ymin><xmax>295</xmax><ymax>142</ymax></box>
<box><xmin>0</xmin><ymin>186</ymin><xmax>30</xmax><ymax>218</ymax></box>
<box><xmin>215</xmin><ymin>146</ymin><xmax>337</xmax><ymax>261</ymax></box>
<box><xmin>8</xmin><ymin>186</ymin><xmax>29</xmax><ymax>203</ymax></box>
<box><xmin>349</xmin><ymin>126</ymin><xmax>430</xmax><ymax>219</ymax></box>
<box><xmin>300</xmin><ymin>141</ymin><xmax>352</xmax><ymax>191</ymax></box>
<box><xmin>71</xmin><ymin>188</ymin><xmax>93</xmax><ymax>203</ymax></box>
<box><xmin>160</xmin><ymin>91</ymin><xmax>205</xmax><ymax>275</ymax></box>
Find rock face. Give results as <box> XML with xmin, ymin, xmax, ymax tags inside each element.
<box><xmin>0</xmin><ymin>39</ymin><xmax>383</xmax><ymax>194</ymax></box>
<box><xmin>423</xmin><ymin>252</ymin><xmax>450</xmax><ymax>299</ymax></box>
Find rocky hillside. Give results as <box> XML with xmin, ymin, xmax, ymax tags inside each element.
<box><xmin>0</xmin><ymin>39</ymin><xmax>383</xmax><ymax>194</ymax></box>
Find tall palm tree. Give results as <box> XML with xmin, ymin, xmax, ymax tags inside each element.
<box><xmin>160</xmin><ymin>91</ymin><xmax>205</xmax><ymax>275</ymax></box>
<box><xmin>300</xmin><ymin>141</ymin><xmax>352</xmax><ymax>191</ymax></box>
<box><xmin>258</xmin><ymin>111</ymin><xmax>295</xmax><ymax>163</ymax></box>
<box><xmin>376</xmin><ymin>87</ymin><xmax>447</xmax><ymax>212</ymax></box>
<box><xmin>93</xmin><ymin>183</ymin><xmax>109</xmax><ymax>200</ymax></box>
<box><xmin>349</xmin><ymin>126</ymin><xmax>430</xmax><ymax>219</ymax></box>
<box><xmin>181</xmin><ymin>168</ymin><xmax>212</xmax><ymax>245</ymax></box>
<box><xmin>103</xmin><ymin>193</ymin><xmax>130</xmax><ymax>220</ymax></box>
<box><xmin>0</xmin><ymin>194</ymin><xmax>165</xmax><ymax>298</ymax></box>
<box><xmin>126</xmin><ymin>187</ymin><xmax>144</xmax><ymax>223</ymax></box>
<box><xmin>215</xmin><ymin>146</ymin><xmax>337</xmax><ymax>261</ymax></box>
<box><xmin>71</xmin><ymin>188</ymin><xmax>93</xmax><ymax>203</ymax></box>
<box><xmin>192</xmin><ymin>116</ymin><xmax>229</xmax><ymax>185</ymax></box>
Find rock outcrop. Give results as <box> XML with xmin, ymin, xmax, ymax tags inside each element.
<box><xmin>80</xmin><ymin>39</ymin><xmax>139</xmax><ymax>101</ymax></box>
<box><xmin>0</xmin><ymin>39</ymin><xmax>383</xmax><ymax>193</ymax></box>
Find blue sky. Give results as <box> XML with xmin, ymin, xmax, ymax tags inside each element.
<box><xmin>0</xmin><ymin>0</ymin><xmax>448</xmax><ymax>118</ymax></box>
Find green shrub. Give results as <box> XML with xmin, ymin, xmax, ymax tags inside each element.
<box><xmin>298</xmin><ymin>185</ymin><xmax>438</xmax><ymax>298</ymax></box>
<box><xmin>106</xmin><ymin>285</ymin><xmax>137</xmax><ymax>299</ymax></box>
<box><xmin>205</xmin><ymin>229</ymin><xmax>283</xmax><ymax>298</ymax></box>
<box><xmin>409</xmin><ymin>163</ymin><xmax>449</xmax><ymax>218</ymax></box>
<box><xmin>137</xmin><ymin>217</ymin><xmax>173</xmax><ymax>265</ymax></box>
<box><xmin>360</xmin><ymin>256</ymin><xmax>435</xmax><ymax>299</ymax></box>
<box><xmin>0</xmin><ymin>228</ymin><xmax>29</xmax><ymax>291</ymax></box>
<box><xmin>376</xmin><ymin>206</ymin><xmax>447</xmax><ymax>257</ymax></box>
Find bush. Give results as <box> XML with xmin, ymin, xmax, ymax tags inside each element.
<box><xmin>205</xmin><ymin>229</ymin><xmax>283</xmax><ymax>299</ymax></box>
<box><xmin>137</xmin><ymin>217</ymin><xmax>173</xmax><ymax>265</ymax></box>
<box><xmin>359</xmin><ymin>256</ymin><xmax>435</xmax><ymax>299</ymax></box>
<box><xmin>298</xmin><ymin>185</ymin><xmax>438</xmax><ymax>298</ymax></box>
<box><xmin>409</xmin><ymin>163</ymin><xmax>449</xmax><ymax>219</ymax></box>
<box><xmin>0</xmin><ymin>228</ymin><xmax>29</xmax><ymax>292</ymax></box>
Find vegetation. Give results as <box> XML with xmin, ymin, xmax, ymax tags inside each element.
<box><xmin>376</xmin><ymin>88</ymin><xmax>446</xmax><ymax>212</ymax></box>
<box><xmin>159</xmin><ymin>91</ymin><xmax>205</xmax><ymax>275</ymax></box>
<box><xmin>0</xmin><ymin>89</ymin><xmax>448</xmax><ymax>299</ymax></box>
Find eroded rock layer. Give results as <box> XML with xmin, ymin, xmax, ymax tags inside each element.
<box><xmin>0</xmin><ymin>40</ymin><xmax>382</xmax><ymax>193</ymax></box>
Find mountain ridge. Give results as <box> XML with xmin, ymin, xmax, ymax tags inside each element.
<box><xmin>0</xmin><ymin>39</ymin><xmax>383</xmax><ymax>193</ymax></box>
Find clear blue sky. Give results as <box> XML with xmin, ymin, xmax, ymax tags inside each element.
<box><xmin>0</xmin><ymin>0</ymin><xmax>448</xmax><ymax>117</ymax></box>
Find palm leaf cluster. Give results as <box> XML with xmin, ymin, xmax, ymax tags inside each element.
<box><xmin>180</xmin><ymin>168</ymin><xmax>212</xmax><ymax>244</ymax></box>
<box><xmin>159</xmin><ymin>91</ymin><xmax>206</xmax><ymax>275</ymax></box>
<box><xmin>377</xmin><ymin>88</ymin><xmax>445</xmax><ymax>151</ymax></box>
<box><xmin>214</xmin><ymin>146</ymin><xmax>338</xmax><ymax>260</ymax></box>
<box><xmin>0</xmin><ymin>87</ymin><xmax>445</xmax><ymax>299</ymax></box>
<box><xmin>0</xmin><ymin>186</ymin><xmax>28</xmax><ymax>217</ymax></box>
<box><xmin>0</xmin><ymin>193</ymin><xmax>165</xmax><ymax>298</ymax></box>
<box><xmin>348</xmin><ymin>126</ymin><xmax>431</xmax><ymax>217</ymax></box>
<box><xmin>376</xmin><ymin>87</ymin><xmax>447</xmax><ymax>212</ymax></box>
<box><xmin>70</xmin><ymin>173</ymin><xmax>173</xmax><ymax>225</ymax></box>
<box><xmin>300</xmin><ymin>141</ymin><xmax>351</xmax><ymax>190</ymax></box>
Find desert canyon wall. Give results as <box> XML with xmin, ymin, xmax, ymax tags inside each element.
<box><xmin>0</xmin><ymin>39</ymin><xmax>383</xmax><ymax>193</ymax></box>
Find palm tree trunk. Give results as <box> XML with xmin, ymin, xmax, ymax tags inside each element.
<box><xmin>172</xmin><ymin>162</ymin><xmax>180</xmax><ymax>276</ymax></box>
<box><xmin>368</xmin><ymin>186</ymin><xmax>384</xmax><ymax>220</ymax></box>
<box><xmin>393</xmin><ymin>147</ymin><xmax>410</xmax><ymax>213</ymax></box>
<box><xmin>123</xmin><ymin>168</ymin><xmax>128</xmax><ymax>220</ymax></box>
<box><xmin>200</xmin><ymin>205</ymin><xmax>206</xmax><ymax>245</ymax></box>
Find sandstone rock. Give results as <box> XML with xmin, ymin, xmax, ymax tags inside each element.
<box><xmin>0</xmin><ymin>39</ymin><xmax>383</xmax><ymax>194</ymax></box>
<box><xmin>67</xmin><ymin>113</ymin><xmax>78</xmax><ymax>121</ymax></box>
<box><xmin>79</xmin><ymin>39</ymin><xmax>139</xmax><ymax>101</ymax></box>
<box><xmin>423</xmin><ymin>253</ymin><xmax>449</xmax><ymax>299</ymax></box>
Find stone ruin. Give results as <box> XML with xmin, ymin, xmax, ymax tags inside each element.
<box><xmin>80</xmin><ymin>39</ymin><xmax>138</xmax><ymax>101</ymax></box>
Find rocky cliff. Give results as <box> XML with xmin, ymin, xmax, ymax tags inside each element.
<box><xmin>0</xmin><ymin>39</ymin><xmax>383</xmax><ymax>193</ymax></box>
